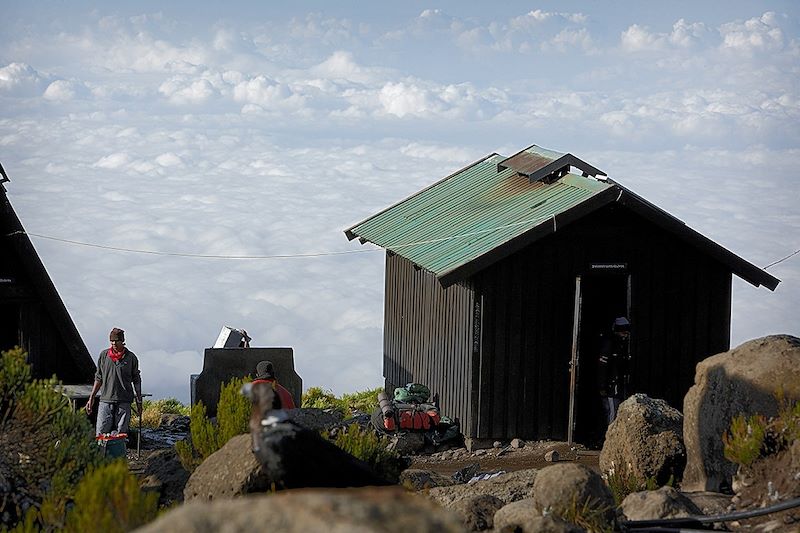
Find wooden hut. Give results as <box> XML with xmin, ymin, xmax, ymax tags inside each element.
<box><xmin>0</xmin><ymin>176</ymin><xmax>95</xmax><ymax>383</ymax></box>
<box><xmin>345</xmin><ymin>145</ymin><xmax>779</xmax><ymax>445</ymax></box>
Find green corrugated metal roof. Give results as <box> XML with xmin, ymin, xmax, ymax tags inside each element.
<box><xmin>346</xmin><ymin>147</ymin><xmax>612</xmax><ymax>279</ymax></box>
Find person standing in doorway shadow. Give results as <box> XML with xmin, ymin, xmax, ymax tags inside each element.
<box><xmin>597</xmin><ymin>317</ymin><xmax>630</xmax><ymax>426</ymax></box>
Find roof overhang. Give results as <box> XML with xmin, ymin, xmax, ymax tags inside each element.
<box><xmin>438</xmin><ymin>184</ymin><xmax>779</xmax><ymax>290</ymax></box>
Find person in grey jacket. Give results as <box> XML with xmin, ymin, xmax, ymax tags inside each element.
<box><xmin>85</xmin><ymin>327</ymin><xmax>142</xmax><ymax>435</ymax></box>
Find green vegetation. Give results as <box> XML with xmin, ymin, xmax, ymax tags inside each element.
<box><xmin>174</xmin><ymin>376</ymin><xmax>251</xmax><ymax>472</ymax></box>
<box><xmin>0</xmin><ymin>347</ymin><xmax>157</xmax><ymax>532</ymax></box>
<box><xmin>323</xmin><ymin>423</ymin><xmax>404</xmax><ymax>483</ymax></box>
<box><xmin>1</xmin><ymin>347</ymin><xmax>104</xmax><ymax>529</ymax></box>
<box><xmin>604</xmin><ymin>468</ymin><xmax>664</xmax><ymax>506</ymax></box>
<box><xmin>140</xmin><ymin>397</ymin><xmax>190</xmax><ymax>428</ymax></box>
<box><xmin>559</xmin><ymin>495</ymin><xmax>614</xmax><ymax>533</ymax></box>
<box><xmin>723</xmin><ymin>395</ymin><xmax>800</xmax><ymax>468</ymax></box>
<box><xmin>302</xmin><ymin>386</ymin><xmax>383</xmax><ymax>417</ymax></box>
<box><xmin>63</xmin><ymin>461</ymin><xmax>159</xmax><ymax>533</ymax></box>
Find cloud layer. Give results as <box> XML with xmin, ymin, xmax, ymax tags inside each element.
<box><xmin>0</xmin><ymin>3</ymin><xmax>797</xmax><ymax>402</ymax></box>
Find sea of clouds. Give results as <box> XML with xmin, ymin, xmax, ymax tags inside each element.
<box><xmin>1</xmin><ymin>3</ymin><xmax>797</xmax><ymax>402</ymax></box>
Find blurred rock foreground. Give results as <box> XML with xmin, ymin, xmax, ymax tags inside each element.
<box><xmin>129</xmin><ymin>335</ymin><xmax>800</xmax><ymax>532</ymax></box>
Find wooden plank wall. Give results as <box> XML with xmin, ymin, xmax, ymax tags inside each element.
<box><xmin>383</xmin><ymin>253</ymin><xmax>475</xmax><ymax>432</ymax></box>
<box><xmin>472</xmin><ymin>205</ymin><xmax>733</xmax><ymax>440</ymax></box>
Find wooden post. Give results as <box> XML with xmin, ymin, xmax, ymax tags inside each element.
<box><xmin>568</xmin><ymin>276</ymin><xmax>582</xmax><ymax>445</ymax></box>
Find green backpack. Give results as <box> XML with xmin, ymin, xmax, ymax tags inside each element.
<box><xmin>393</xmin><ymin>382</ymin><xmax>431</xmax><ymax>404</ymax></box>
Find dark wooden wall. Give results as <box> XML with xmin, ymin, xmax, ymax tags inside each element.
<box><xmin>383</xmin><ymin>253</ymin><xmax>475</xmax><ymax>432</ymax></box>
<box><xmin>471</xmin><ymin>204</ymin><xmax>732</xmax><ymax>440</ymax></box>
<box><xmin>382</xmin><ymin>204</ymin><xmax>734</xmax><ymax>442</ymax></box>
<box><xmin>1</xmin><ymin>192</ymin><xmax>95</xmax><ymax>383</ymax></box>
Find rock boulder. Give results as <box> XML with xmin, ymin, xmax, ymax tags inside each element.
<box><xmin>137</xmin><ymin>487</ymin><xmax>465</xmax><ymax>533</ymax></box>
<box><xmin>532</xmin><ymin>463</ymin><xmax>614</xmax><ymax>522</ymax></box>
<box><xmin>682</xmin><ymin>335</ymin><xmax>800</xmax><ymax>492</ymax></box>
<box><xmin>183</xmin><ymin>434</ymin><xmax>270</xmax><ymax>501</ymax></box>
<box><xmin>450</xmin><ymin>494</ymin><xmax>505</xmax><ymax>531</ymax></box>
<box><xmin>599</xmin><ymin>393</ymin><xmax>685</xmax><ymax>485</ymax></box>
<box><xmin>620</xmin><ymin>486</ymin><xmax>702</xmax><ymax>521</ymax></box>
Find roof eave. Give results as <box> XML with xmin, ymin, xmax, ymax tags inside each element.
<box><xmin>614</xmin><ymin>190</ymin><xmax>780</xmax><ymax>291</ymax></box>
<box><xmin>439</xmin><ymin>185</ymin><xmax>780</xmax><ymax>291</ymax></box>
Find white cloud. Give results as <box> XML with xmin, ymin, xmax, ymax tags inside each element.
<box><xmin>159</xmin><ymin>77</ymin><xmax>217</xmax><ymax>104</ymax></box>
<box><xmin>155</xmin><ymin>152</ymin><xmax>183</xmax><ymax>167</ymax></box>
<box><xmin>43</xmin><ymin>79</ymin><xmax>81</xmax><ymax>101</ymax></box>
<box><xmin>94</xmin><ymin>152</ymin><xmax>131</xmax><ymax>169</ymax></box>
<box><xmin>0</xmin><ymin>62</ymin><xmax>48</xmax><ymax>96</ymax></box>
<box><xmin>232</xmin><ymin>75</ymin><xmax>306</xmax><ymax>109</ymax></box>
<box><xmin>378</xmin><ymin>82</ymin><xmax>435</xmax><ymax>118</ymax></box>
<box><xmin>719</xmin><ymin>12</ymin><xmax>785</xmax><ymax>54</ymax></box>
<box><xmin>311</xmin><ymin>51</ymin><xmax>375</xmax><ymax>84</ymax></box>
<box><xmin>542</xmin><ymin>28</ymin><xmax>594</xmax><ymax>53</ymax></box>
<box><xmin>621</xmin><ymin>24</ymin><xmax>665</xmax><ymax>51</ymax></box>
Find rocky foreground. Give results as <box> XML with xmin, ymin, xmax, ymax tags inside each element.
<box><xmin>133</xmin><ymin>335</ymin><xmax>800</xmax><ymax>532</ymax></box>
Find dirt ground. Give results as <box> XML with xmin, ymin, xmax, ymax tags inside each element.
<box><xmin>409</xmin><ymin>440</ymin><xmax>600</xmax><ymax>477</ymax></box>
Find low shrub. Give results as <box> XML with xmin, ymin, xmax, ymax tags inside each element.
<box><xmin>559</xmin><ymin>495</ymin><xmax>614</xmax><ymax>533</ymax></box>
<box><xmin>723</xmin><ymin>396</ymin><xmax>800</xmax><ymax>468</ymax></box>
<box><xmin>0</xmin><ymin>348</ymin><xmax>104</xmax><ymax>530</ymax></box>
<box><xmin>604</xmin><ymin>467</ymin><xmax>663</xmax><ymax>506</ymax></box>
<box><xmin>301</xmin><ymin>387</ymin><xmax>344</xmax><ymax>416</ymax></box>
<box><xmin>302</xmin><ymin>386</ymin><xmax>383</xmax><ymax>418</ymax></box>
<box><xmin>173</xmin><ymin>376</ymin><xmax>250</xmax><ymax>472</ymax></box>
<box><xmin>323</xmin><ymin>423</ymin><xmax>404</xmax><ymax>483</ymax></box>
<box><xmin>64</xmin><ymin>460</ymin><xmax>159</xmax><ymax>532</ymax></box>
<box><xmin>140</xmin><ymin>397</ymin><xmax>189</xmax><ymax>428</ymax></box>
<box><xmin>723</xmin><ymin>414</ymin><xmax>767</xmax><ymax>467</ymax></box>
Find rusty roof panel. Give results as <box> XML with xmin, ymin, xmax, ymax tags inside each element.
<box><xmin>498</xmin><ymin>144</ymin><xmax>606</xmax><ymax>184</ymax></box>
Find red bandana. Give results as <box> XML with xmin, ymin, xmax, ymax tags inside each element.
<box><xmin>108</xmin><ymin>345</ymin><xmax>125</xmax><ymax>362</ymax></box>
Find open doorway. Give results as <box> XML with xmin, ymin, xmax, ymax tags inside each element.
<box><xmin>569</xmin><ymin>272</ymin><xmax>630</xmax><ymax>448</ymax></box>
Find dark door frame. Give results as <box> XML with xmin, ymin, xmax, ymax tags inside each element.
<box><xmin>568</xmin><ymin>271</ymin><xmax>631</xmax><ymax>445</ymax></box>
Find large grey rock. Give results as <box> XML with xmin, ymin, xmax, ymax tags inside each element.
<box><xmin>682</xmin><ymin>335</ymin><xmax>800</xmax><ymax>492</ymax></box>
<box><xmin>450</xmin><ymin>494</ymin><xmax>505</xmax><ymax>531</ymax></box>
<box><xmin>492</xmin><ymin>499</ymin><xmax>540</xmax><ymax>532</ymax></box>
<box><xmin>400</xmin><ymin>469</ymin><xmax>457</xmax><ymax>491</ymax></box>
<box><xmin>183</xmin><ymin>434</ymin><xmax>269</xmax><ymax>501</ymax></box>
<box><xmin>138</xmin><ymin>448</ymin><xmax>189</xmax><ymax>507</ymax></box>
<box><xmin>620</xmin><ymin>486</ymin><xmax>702</xmax><ymax>521</ymax></box>
<box><xmin>427</xmin><ymin>468</ymin><xmax>538</xmax><ymax>507</ymax></box>
<box><xmin>532</xmin><ymin>463</ymin><xmax>614</xmax><ymax>522</ymax></box>
<box><xmin>681</xmin><ymin>491</ymin><xmax>732</xmax><ymax>516</ymax></box>
<box><xmin>496</xmin><ymin>511</ymin><xmax>586</xmax><ymax>533</ymax></box>
<box><xmin>599</xmin><ymin>393</ymin><xmax>685</xmax><ymax>486</ymax></box>
<box><xmin>136</xmin><ymin>487</ymin><xmax>465</xmax><ymax>533</ymax></box>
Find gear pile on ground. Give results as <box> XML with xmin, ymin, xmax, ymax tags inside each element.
<box><xmin>372</xmin><ymin>383</ymin><xmax>460</xmax><ymax>446</ymax></box>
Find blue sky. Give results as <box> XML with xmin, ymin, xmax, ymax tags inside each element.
<box><xmin>1</xmin><ymin>1</ymin><xmax>798</xmax><ymax>402</ymax></box>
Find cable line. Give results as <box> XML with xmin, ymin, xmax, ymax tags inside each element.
<box><xmin>12</xmin><ymin>231</ymin><xmax>378</xmax><ymax>259</ymax></box>
<box><xmin>8</xmin><ymin>229</ymin><xmax>800</xmax><ymax>270</ymax></box>
<box><xmin>764</xmin><ymin>248</ymin><xmax>800</xmax><ymax>270</ymax></box>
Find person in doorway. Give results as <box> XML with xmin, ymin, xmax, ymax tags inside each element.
<box><xmin>85</xmin><ymin>327</ymin><xmax>142</xmax><ymax>435</ymax></box>
<box><xmin>597</xmin><ymin>316</ymin><xmax>630</xmax><ymax>426</ymax></box>
<box><xmin>252</xmin><ymin>360</ymin><xmax>296</xmax><ymax>409</ymax></box>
